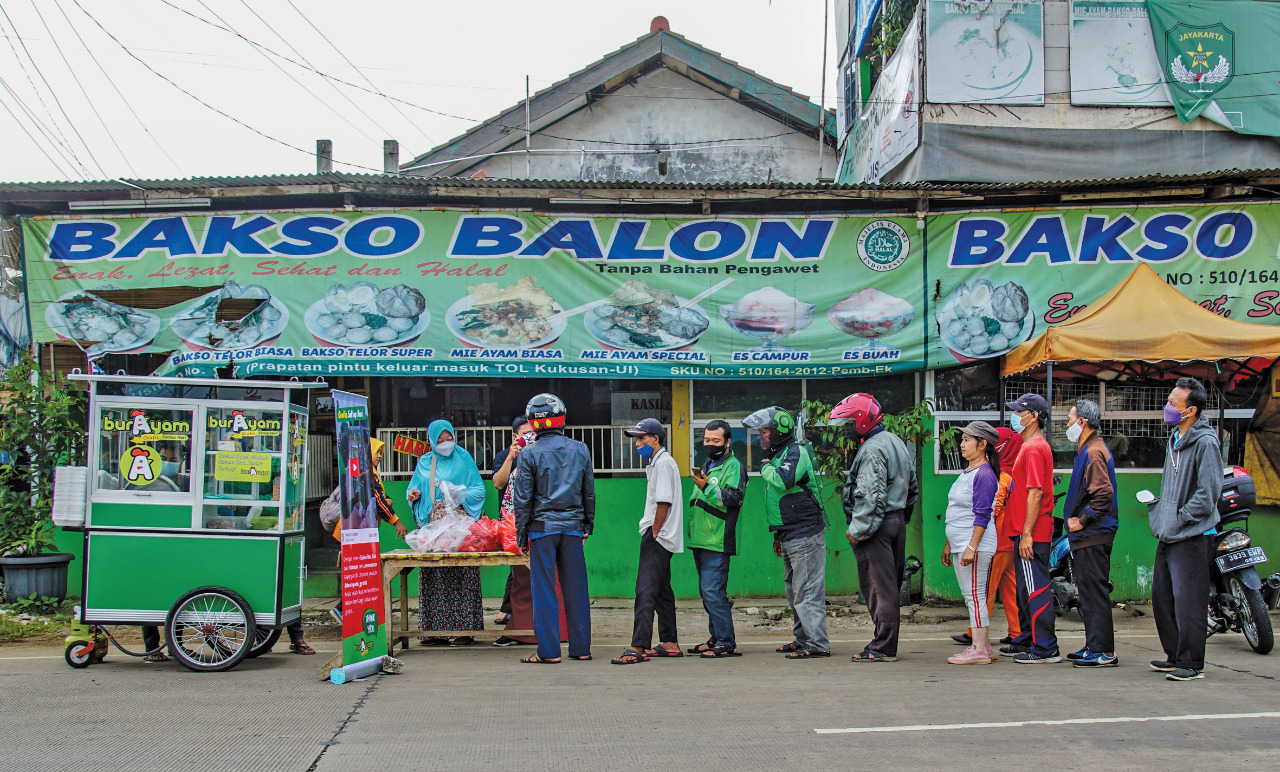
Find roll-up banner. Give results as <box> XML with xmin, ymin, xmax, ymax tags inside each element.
<box><xmin>333</xmin><ymin>390</ymin><xmax>387</xmax><ymax>668</ymax></box>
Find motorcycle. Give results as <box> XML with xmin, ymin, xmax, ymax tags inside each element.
<box><xmin>1138</xmin><ymin>466</ymin><xmax>1274</xmax><ymax>655</ymax></box>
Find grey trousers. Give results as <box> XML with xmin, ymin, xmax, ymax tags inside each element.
<box><xmin>780</xmin><ymin>531</ymin><xmax>829</xmax><ymax>653</ymax></box>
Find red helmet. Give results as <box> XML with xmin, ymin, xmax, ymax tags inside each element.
<box><xmin>828</xmin><ymin>393</ymin><xmax>883</xmax><ymax>435</ymax></box>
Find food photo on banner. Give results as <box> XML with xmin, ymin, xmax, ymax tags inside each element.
<box><xmin>22</xmin><ymin>211</ymin><xmax>927</xmax><ymax>379</ymax></box>
<box><xmin>927</xmin><ymin>202</ymin><xmax>1280</xmax><ymax>368</ymax></box>
<box><xmin>333</xmin><ymin>390</ymin><xmax>387</xmax><ymax>668</ymax></box>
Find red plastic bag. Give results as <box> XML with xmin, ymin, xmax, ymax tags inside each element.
<box><xmin>458</xmin><ymin>518</ymin><xmax>501</xmax><ymax>553</ymax></box>
<box><xmin>498</xmin><ymin>510</ymin><xmax>520</xmax><ymax>554</ymax></box>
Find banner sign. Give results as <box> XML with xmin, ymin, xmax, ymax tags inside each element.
<box><xmin>1070</xmin><ymin>0</ymin><xmax>1168</xmax><ymax>105</ymax></box>
<box><xmin>927</xmin><ymin>203</ymin><xmax>1280</xmax><ymax>368</ymax></box>
<box><xmin>333</xmin><ymin>389</ymin><xmax>386</xmax><ymax>666</ymax></box>
<box><xmin>1146</xmin><ymin>0</ymin><xmax>1280</xmax><ymax>136</ymax></box>
<box><xmin>853</xmin><ymin>0</ymin><xmax>882</xmax><ymax>58</ymax></box>
<box><xmin>392</xmin><ymin>434</ymin><xmax>428</xmax><ymax>456</ymax></box>
<box><xmin>926</xmin><ymin>0</ymin><xmax>1045</xmax><ymax>105</ymax></box>
<box><xmin>23</xmin><ymin>211</ymin><xmax>927</xmax><ymax>378</ymax></box>
<box><xmin>839</xmin><ymin>10</ymin><xmax>921</xmax><ymax>184</ymax></box>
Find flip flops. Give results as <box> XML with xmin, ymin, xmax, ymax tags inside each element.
<box><xmin>687</xmin><ymin>640</ymin><xmax>716</xmax><ymax>654</ymax></box>
<box><xmin>850</xmin><ymin>649</ymin><xmax>897</xmax><ymax>662</ymax></box>
<box><xmin>700</xmin><ymin>645</ymin><xmax>741</xmax><ymax>658</ymax></box>
<box><xmin>785</xmin><ymin>648</ymin><xmax>831</xmax><ymax>659</ymax></box>
<box><xmin>776</xmin><ymin>642</ymin><xmax>804</xmax><ymax>653</ymax></box>
<box><xmin>645</xmin><ymin>646</ymin><xmax>683</xmax><ymax>658</ymax></box>
<box><xmin>521</xmin><ymin>654</ymin><xmax>560</xmax><ymax>664</ymax></box>
<box><xmin>610</xmin><ymin>648</ymin><xmax>649</xmax><ymax>665</ymax></box>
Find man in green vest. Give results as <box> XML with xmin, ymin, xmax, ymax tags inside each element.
<box><xmin>686</xmin><ymin>419</ymin><xmax>748</xmax><ymax>658</ymax></box>
<box><xmin>744</xmin><ymin>406</ymin><xmax>830</xmax><ymax>659</ymax></box>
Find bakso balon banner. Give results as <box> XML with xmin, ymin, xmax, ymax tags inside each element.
<box><xmin>927</xmin><ymin>203</ymin><xmax>1280</xmax><ymax>368</ymax></box>
<box><xmin>24</xmin><ymin>211</ymin><xmax>926</xmax><ymax>378</ymax></box>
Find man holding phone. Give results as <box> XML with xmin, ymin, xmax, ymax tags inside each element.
<box><xmin>687</xmin><ymin>420</ymin><xmax>748</xmax><ymax>658</ymax></box>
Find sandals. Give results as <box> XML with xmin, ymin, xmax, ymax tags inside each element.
<box><xmin>776</xmin><ymin>642</ymin><xmax>804</xmax><ymax>653</ymax></box>
<box><xmin>143</xmin><ymin>651</ymin><xmax>169</xmax><ymax>663</ymax></box>
<box><xmin>785</xmin><ymin>648</ymin><xmax>831</xmax><ymax>659</ymax></box>
<box><xmin>646</xmin><ymin>646</ymin><xmax>683</xmax><ymax>658</ymax></box>
<box><xmin>289</xmin><ymin>640</ymin><xmax>316</xmax><ymax>655</ymax></box>
<box><xmin>700</xmin><ymin>644</ymin><xmax>741</xmax><ymax>658</ymax></box>
<box><xmin>494</xmin><ymin>614</ymin><xmax>511</xmax><ymax>625</ymax></box>
<box><xmin>610</xmin><ymin>648</ymin><xmax>649</xmax><ymax>665</ymax></box>
<box><xmin>521</xmin><ymin>653</ymin><xmax>560</xmax><ymax>664</ymax></box>
<box><xmin>687</xmin><ymin>640</ymin><xmax>716</xmax><ymax>654</ymax></box>
<box><xmin>851</xmin><ymin>649</ymin><xmax>897</xmax><ymax>662</ymax></box>
<box><xmin>569</xmin><ymin>655</ymin><xmax>592</xmax><ymax>661</ymax></box>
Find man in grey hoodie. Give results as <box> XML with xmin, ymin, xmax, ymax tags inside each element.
<box><xmin>1148</xmin><ymin>377</ymin><xmax>1222</xmax><ymax>682</ymax></box>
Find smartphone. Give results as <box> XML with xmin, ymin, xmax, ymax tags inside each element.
<box><xmin>691</xmin><ymin>466</ymin><xmax>703</xmax><ymax>477</ymax></box>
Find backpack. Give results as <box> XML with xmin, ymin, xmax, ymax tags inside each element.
<box><xmin>319</xmin><ymin>486</ymin><xmax>343</xmax><ymax>529</ymax></box>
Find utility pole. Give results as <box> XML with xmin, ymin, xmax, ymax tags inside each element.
<box><xmin>525</xmin><ymin>75</ymin><xmax>532</xmax><ymax>178</ymax></box>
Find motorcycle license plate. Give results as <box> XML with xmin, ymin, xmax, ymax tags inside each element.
<box><xmin>1216</xmin><ymin>546</ymin><xmax>1268</xmax><ymax>574</ymax></box>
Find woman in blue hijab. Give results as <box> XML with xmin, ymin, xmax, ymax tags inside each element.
<box><xmin>406</xmin><ymin>419</ymin><xmax>487</xmax><ymax>645</ymax></box>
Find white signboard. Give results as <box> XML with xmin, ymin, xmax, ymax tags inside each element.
<box><xmin>1069</xmin><ymin>0</ymin><xmax>1169</xmax><ymax>105</ymax></box>
<box><xmin>843</xmin><ymin>11</ymin><xmax>922</xmax><ymax>183</ymax></box>
<box><xmin>926</xmin><ymin>0</ymin><xmax>1045</xmax><ymax>105</ymax></box>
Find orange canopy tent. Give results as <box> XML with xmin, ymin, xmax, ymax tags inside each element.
<box><xmin>1002</xmin><ymin>264</ymin><xmax>1280</xmax><ymax>382</ymax></box>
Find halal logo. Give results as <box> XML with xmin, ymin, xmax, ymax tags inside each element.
<box><xmin>857</xmin><ymin>221</ymin><xmax>910</xmax><ymax>272</ymax></box>
<box><xmin>1166</xmin><ymin>23</ymin><xmax>1233</xmax><ymax>98</ymax></box>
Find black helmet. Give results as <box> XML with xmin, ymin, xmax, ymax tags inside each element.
<box><xmin>525</xmin><ymin>393</ymin><xmax>567</xmax><ymax>431</ymax></box>
<box><xmin>743</xmin><ymin>406</ymin><xmax>794</xmax><ymax>456</ymax></box>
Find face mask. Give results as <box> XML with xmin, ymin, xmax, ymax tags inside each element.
<box><xmin>1164</xmin><ymin>404</ymin><xmax>1188</xmax><ymax>425</ymax></box>
<box><xmin>160</xmin><ymin>461</ymin><xmax>180</xmax><ymax>477</ymax></box>
<box><xmin>1010</xmin><ymin>413</ymin><xmax>1025</xmax><ymax>433</ymax></box>
<box><xmin>434</xmin><ymin>441</ymin><xmax>455</xmax><ymax>457</ymax></box>
<box><xmin>637</xmin><ymin>443</ymin><xmax>654</xmax><ymax>459</ymax></box>
<box><xmin>703</xmin><ymin>444</ymin><xmax>726</xmax><ymax>461</ymax></box>
<box><xmin>1065</xmin><ymin>421</ymin><xmax>1083</xmax><ymax>444</ymax></box>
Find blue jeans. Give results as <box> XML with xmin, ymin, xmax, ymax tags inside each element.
<box><xmin>530</xmin><ymin>534</ymin><xmax>592</xmax><ymax>660</ymax></box>
<box><xmin>693</xmin><ymin>548</ymin><xmax>735</xmax><ymax>648</ymax></box>
<box><xmin>780</xmin><ymin>532</ymin><xmax>829</xmax><ymax>653</ymax></box>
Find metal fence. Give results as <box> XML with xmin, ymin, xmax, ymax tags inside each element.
<box><xmin>375</xmin><ymin>425</ymin><xmax>669</xmax><ymax>477</ymax></box>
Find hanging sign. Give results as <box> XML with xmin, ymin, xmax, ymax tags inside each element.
<box><xmin>392</xmin><ymin>435</ymin><xmax>428</xmax><ymax>456</ymax></box>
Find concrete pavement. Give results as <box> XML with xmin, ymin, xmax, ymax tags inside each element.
<box><xmin>3</xmin><ymin>607</ymin><xmax>1279</xmax><ymax>771</ymax></box>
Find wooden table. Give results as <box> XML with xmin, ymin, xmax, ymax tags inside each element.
<box><xmin>381</xmin><ymin>549</ymin><xmax>531</xmax><ymax>654</ymax></box>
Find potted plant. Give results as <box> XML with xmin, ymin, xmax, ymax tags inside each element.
<box><xmin>0</xmin><ymin>355</ymin><xmax>85</xmax><ymax>603</ymax></box>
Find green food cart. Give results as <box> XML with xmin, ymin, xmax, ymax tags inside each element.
<box><xmin>63</xmin><ymin>374</ymin><xmax>326</xmax><ymax>672</ymax></box>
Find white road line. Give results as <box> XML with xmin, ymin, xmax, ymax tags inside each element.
<box><xmin>816</xmin><ymin>711</ymin><xmax>1280</xmax><ymax>734</ymax></box>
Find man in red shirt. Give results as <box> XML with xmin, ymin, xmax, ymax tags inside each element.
<box><xmin>999</xmin><ymin>393</ymin><xmax>1061</xmax><ymax>664</ymax></box>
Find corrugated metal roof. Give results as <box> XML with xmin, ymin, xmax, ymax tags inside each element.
<box><xmin>1</xmin><ymin>168</ymin><xmax>1277</xmax><ymax>196</ymax></box>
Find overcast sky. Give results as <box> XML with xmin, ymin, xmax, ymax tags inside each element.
<box><xmin>0</xmin><ymin>0</ymin><xmax>835</xmax><ymax>183</ymax></box>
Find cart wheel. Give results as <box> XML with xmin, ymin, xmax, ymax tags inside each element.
<box><xmin>165</xmin><ymin>586</ymin><xmax>255</xmax><ymax>672</ymax></box>
<box><xmin>65</xmin><ymin>642</ymin><xmax>95</xmax><ymax>669</ymax></box>
<box><xmin>245</xmin><ymin>626</ymin><xmax>283</xmax><ymax>659</ymax></box>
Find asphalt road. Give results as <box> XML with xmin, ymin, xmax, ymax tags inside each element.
<box><xmin>3</xmin><ymin>605</ymin><xmax>1279</xmax><ymax>771</ymax></box>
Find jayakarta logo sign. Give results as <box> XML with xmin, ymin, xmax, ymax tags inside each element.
<box><xmin>1165</xmin><ymin>22</ymin><xmax>1234</xmax><ymax>100</ymax></box>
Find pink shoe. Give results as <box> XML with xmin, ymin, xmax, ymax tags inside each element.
<box><xmin>947</xmin><ymin>645</ymin><xmax>992</xmax><ymax>665</ymax></box>
<box><xmin>984</xmin><ymin>646</ymin><xmax>996</xmax><ymax>660</ymax></box>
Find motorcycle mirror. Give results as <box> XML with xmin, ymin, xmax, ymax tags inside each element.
<box><xmin>1136</xmin><ymin>490</ymin><xmax>1156</xmax><ymax>504</ymax></box>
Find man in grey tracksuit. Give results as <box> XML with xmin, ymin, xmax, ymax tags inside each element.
<box><xmin>1148</xmin><ymin>377</ymin><xmax>1222</xmax><ymax>681</ymax></box>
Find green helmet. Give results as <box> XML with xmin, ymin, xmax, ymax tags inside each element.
<box><xmin>743</xmin><ymin>406</ymin><xmax>794</xmax><ymax>455</ymax></box>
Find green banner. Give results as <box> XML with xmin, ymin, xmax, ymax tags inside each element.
<box><xmin>23</xmin><ymin>211</ymin><xmax>926</xmax><ymax>379</ymax></box>
<box><xmin>927</xmin><ymin>203</ymin><xmax>1280</xmax><ymax>368</ymax></box>
<box><xmin>1147</xmin><ymin>0</ymin><xmax>1280</xmax><ymax>135</ymax></box>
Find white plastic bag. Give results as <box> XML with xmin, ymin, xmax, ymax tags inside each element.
<box><xmin>439</xmin><ymin>481</ymin><xmax>468</xmax><ymax>517</ymax></box>
<box><xmin>405</xmin><ymin>513</ymin><xmax>474</xmax><ymax>553</ymax></box>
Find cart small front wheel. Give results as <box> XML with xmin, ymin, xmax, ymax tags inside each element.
<box><xmin>166</xmin><ymin>586</ymin><xmax>255</xmax><ymax>672</ymax></box>
<box><xmin>245</xmin><ymin>626</ymin><xmax>283</xmax><ymax>659</ymax></box>
<box><xmin>65</xmin><ymin>642</ymin><xmax>95</xmax><ymax>669</ymax></box>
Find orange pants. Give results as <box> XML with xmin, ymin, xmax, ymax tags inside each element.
<box><xmin>968</xmin><ymin>550</ymin><xmax>1020</xmax><ymax>639</ymax></box>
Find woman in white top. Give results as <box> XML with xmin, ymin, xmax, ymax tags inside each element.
<box><xmin>942</xmin><ymin>421</ymin><xmax>1001</xmax><ymax>665</ymax></box>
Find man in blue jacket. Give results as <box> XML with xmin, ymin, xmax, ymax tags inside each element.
<box><xmin>1061</xmin><ymin>398</ymin><xmax>1118</xmax><ymax>668</ymax></box>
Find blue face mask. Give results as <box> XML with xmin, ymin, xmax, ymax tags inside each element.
<box><xmin>160</xmin><ymin>461</ymin><xmax>180</xmax><ymax>478</ymax></box>
<box><xmin>1010</xmin><ymin>413</ymin><xmax>1025</xmax><ymax>433</ymax></box>
<box><xmin>637</xmin><ymin>443</ymin><xmax>654</xmax><ymax>459</ymax></box>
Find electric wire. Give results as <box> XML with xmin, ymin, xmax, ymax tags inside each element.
<box><xmin>0</xmin><ymin>7</ymin><xmax>93</xmax><ymax>177</ymax></box>
<box><xmin>51</xmin><ymin>0</ymin><xmax>185</xmax><ymax>176</ymax></box>
<box><xmin>27</xmin><ymin>0</ymin><xmax>136</xmax><ymax>176</ymax></box>
<box><xmin>0</xmin><ymin>86</ymin><xmax>76</xmax><ymax>179</ymax></box>
<box><xmin>286</xmin><ymin>0</ymin><xmax>434</xmax><ymax>146</ymax></box>
<box><xmin>0</xmin><ymin>71</ymin><xmax>84</xmax><ymax>179</ymax></box>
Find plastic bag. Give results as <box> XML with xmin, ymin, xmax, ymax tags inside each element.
<box><xmin>404</xmin><ymin>513</ymin><xmax>475</xmax><ymax>553</ymax></box>
<box><xmin>439</xmin><ymin>481</ymin><xmax>468</xmax><ymax>515</ymax></box>
<box><xmin>498</xmin><ymin>509</ymin><xmax>520</xmax><ymax>554</ymax></box>
<box><xmin>457</xmin><ymin>518</ymin><xmax>502</xmax><ymax>553</ymax></box>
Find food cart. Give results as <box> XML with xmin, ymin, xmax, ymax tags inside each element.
<box><xmin>61</xmin><ymin>374</ymin><xmax>326</xmax><ymax>672</ymax></box>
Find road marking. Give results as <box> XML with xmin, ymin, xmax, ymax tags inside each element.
<box><xmin>816</xmin><ymin>711</ymin><xmax>1280</xmax><ymax>734</ymax></box>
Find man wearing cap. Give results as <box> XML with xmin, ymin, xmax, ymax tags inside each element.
<box><xmin>1001</xmin><ymin>393</ymin><xmax>1061</xmax><ymax>664</ymax></box>
<box><xmin>612</xmin><ymin>418</ymin><xmax>684</xmax><ymax>665</ymax></box>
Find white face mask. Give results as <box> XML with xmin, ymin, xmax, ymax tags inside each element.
<box><xmin>1065</xmin><ymin>421</ymin><xmax>1083</xmax><ymax>444</ymax></box>
<box><xmin>434</xmin><ymin>441</ymin><xmax>455</xmax><ymax>457</ymax></box>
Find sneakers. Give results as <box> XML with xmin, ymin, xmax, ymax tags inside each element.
<box><xmin>1166</xmin><ymin>667</ymin><xmax>1204</xmax><ymax>681</ymax></box>
<box><xmin>999</xmin><ymin>644</ymin><xmax>1029</xmax><ymax>657</ymax></box>
<box><xmin>1014</xmin><ymin>650</ymin><xmax>1062</xmax><ymax>664</ymax></box>
<box><xmin>1149</xmin><ymin>659</ymin><xmax>1177</xmax><ymax>672</ymax></box>
<box><xmin>1066</xmin><ymin>647</ymin><xmax>1090</xmax><ymax>661</ymax></box>
<box><xmin>950</xmin><ymin>633</ymin><xmax>973</xmax><ymax>645</ymax></box>
<box><xmin>947</xmin><ymin>645</ymin><xmax>992</xmax><ymax>665</ymax></box>
<box><xmin>329</xmin><ymin>607</ymin><xmax>343</xmax><ymax>624</ymax></box>
<box><xmin>491</xmin><ymin>636</ymin><xmax>521</xmax><ymax>647</ymax></box>
<box><xmin>1074</xmin><ymin>651</ymin><xmax>1118</xmax><ymax>668</ymax></box>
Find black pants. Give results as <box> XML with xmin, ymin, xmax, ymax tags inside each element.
<box><xmin>1073</xmin><ymin>541</ymin><xmax>1115</xmax><ymax>653</ymax></box>
<box><xmin>853</xmin><ymin>510</ymin><xmax>906</xmax><ymax>656</ymax></box>
<box><xmin>143</xmin><ymin>625</ymin><xmax>162</xmax><ymax>651</ymax></box>
<box><xmin>500</xmin><ymin>570</ymin><xmax>514</xmax><ymax>616</ymax></box>
<box><xmin>1152</xmin><ymin>535</ymin><xmax>1212</xmax><ymax>670</ymax></box>
<box><xmin>631</xmin><ymin>532</ymin><xmax>677</xmax><ymax>651</ymax></box>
